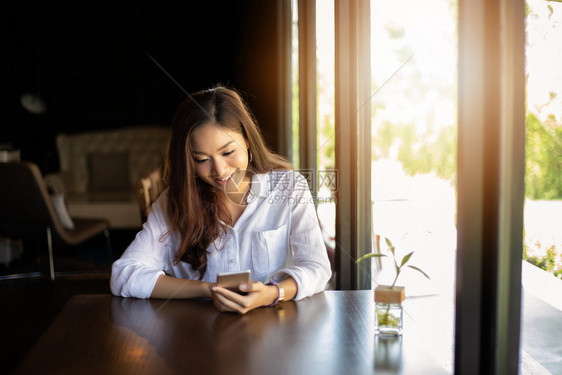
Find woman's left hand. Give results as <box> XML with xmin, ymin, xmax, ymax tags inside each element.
<box><xmin>210</xmin><ymin>281</ymin><xmax>277</xmax><ymax>314</ymax></box>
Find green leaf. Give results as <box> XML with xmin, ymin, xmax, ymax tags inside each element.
<box><xmin>406</xmin><ymin>265</ymin><xmax>431</xmax><ymax>280</ymax></box>
<box><xmin>355</xmin><ymin>253</ymin><xmax>387</xmax><ymax>263</ymax></box>
<box><xmin>400</xmin><ymin>251</ymin><xmax>414</xmax><ymax>267</ymax></box>
<box><xmin>385</xmin><ymin>237</ymin><xmax>394</xmax><ymax>248</ymax></box>
<box><xmin>385</xmin><ymin>238</ymin><xmax>395</xmax><ymax>256</ymax></box>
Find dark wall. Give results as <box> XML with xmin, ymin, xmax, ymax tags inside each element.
<box><xmin>1</xmin><ymin>0</ymin><xmax>288</xmax><ymax>174</ymax></box>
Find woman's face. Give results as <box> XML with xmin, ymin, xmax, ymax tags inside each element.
<box><xmin>190</xmin><ymin>122</ymin><xmax>250</xmax><ymax>195</ymax></box>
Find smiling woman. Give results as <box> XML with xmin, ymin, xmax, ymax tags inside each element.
<box><xmin>110</xmin><ymin>86</ymin><xmax>332</xmax><ymax>314</ymax></box>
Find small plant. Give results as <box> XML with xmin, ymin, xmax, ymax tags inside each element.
<box><xmin>357</xmin><ymin>237</ymin><xmax>431</xmax><ymax>334</ymax></box>
<box><xmin>356</xmin><ymin>237</ymin><xmax>430</xmax><ymax>288</ymax></box>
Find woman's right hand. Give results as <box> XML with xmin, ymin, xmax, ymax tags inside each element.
<box><xmin>210</xmin><ymin>281</ymin><xmax>278</xmax><ymax>314</ymax></box>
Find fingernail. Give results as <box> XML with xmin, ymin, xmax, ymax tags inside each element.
<box><xmin>239</xmin><ymin>284</ymin><xmax>248</xmax><ymax>291</ymax></box>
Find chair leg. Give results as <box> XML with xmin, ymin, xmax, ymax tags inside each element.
<box><xmin>104</xmin><ymin>229</ymin><xmax>113</xmax><ymax>261</ymax></box>
<box><xmin>46</xmin><ymin>227</ymin><xmax>55</xmax><ymax>281</ymax></box>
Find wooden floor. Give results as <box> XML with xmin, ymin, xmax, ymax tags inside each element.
<box><xmin>0</xmin><ymin>229</ymin><xmax>136</xmax><ymax>373</ymax></box>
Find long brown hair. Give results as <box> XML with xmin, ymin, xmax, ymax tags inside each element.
<box><xmin>163</xmin><ymin>86</ymin><xmax>291</xmax><ymax>279</ymax></box>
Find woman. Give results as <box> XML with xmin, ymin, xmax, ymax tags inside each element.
<box><xmin>111</xmin><ymin>86</ymin><xmax>331</xmax><ymax>314</ymax></box>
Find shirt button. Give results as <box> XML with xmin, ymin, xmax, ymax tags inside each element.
<box><xmin>230</xmin><ymin>259</ymin><xmax>235</xmax><ymax>264</ymax></box>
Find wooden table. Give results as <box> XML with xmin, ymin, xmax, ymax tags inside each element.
<box><xmin>15</xmin><ymin>291</ymin><xmax>452</xmax><ymax>374</ymax></box>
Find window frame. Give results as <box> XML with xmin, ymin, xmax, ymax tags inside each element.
<box><xmin>333</xmin><ymin>0</ymin><xmax>372</xmax><ymax>290</ymax></box>
<box><xmin>297</xmin><ymin>0</ymin><xmax>317</xmax><ymax>173</ymax></box>
<box><xmin>455</xmin><ymin>0</ymin><xmax>526</xmax><ymax>373</ymax></box>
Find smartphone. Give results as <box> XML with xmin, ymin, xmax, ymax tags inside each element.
<box><xmin>216</xmin><ymin>270</ymin><xmax>251</xmax><ymax>293</ymax></box>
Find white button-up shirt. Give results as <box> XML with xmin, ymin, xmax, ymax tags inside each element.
<box><xmin>110</xmin><ymin>170</ymin><xmax>332</xmax><ymax>300</ymax></box>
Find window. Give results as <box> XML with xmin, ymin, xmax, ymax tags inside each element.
<box><xmin>294</xmin><ymin>0</ymin><xmax>528</xmax><ymax>373</ymax></box>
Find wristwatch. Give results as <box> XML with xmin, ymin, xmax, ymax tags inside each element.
<box><xmin>266</xmin><ymin>280</ymin><xmax>285</xmax><ymax>306</ymax></box>
<box><xmin>278</xmin><ymin>285</ymin><xmax>285</xmax><ymax>302</ymax></box>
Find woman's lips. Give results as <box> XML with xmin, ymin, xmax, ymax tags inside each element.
<box><xmin>215</xmin><ymin>171</ymin><xmax>235</xmax><ymax>185</ymax></box>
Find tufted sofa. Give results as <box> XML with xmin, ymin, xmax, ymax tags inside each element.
<box><xmin>46</xmin><ymin>125</ymin><xmax>170</xmax><ymax>229</ymax></box>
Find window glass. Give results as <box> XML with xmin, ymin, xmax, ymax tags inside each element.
<box><xmin>370</xmin><ymin>0</ymin><xmax>457</xmax><ymax>370</ymax></box>
<box><xmin>522</xmin><ymin>1</ymin><xmax>562</xmax><ymax>373</ymax></box>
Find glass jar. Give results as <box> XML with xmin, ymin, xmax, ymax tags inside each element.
<box><xmin>374</xmin><ymin>285</ymin><xmax>405</xmax><ymax>335</ymax></box>
<box><xmin>375</xmin><ymin>302</ymin><xmax>403</xmax><ymax>335</ymax></box>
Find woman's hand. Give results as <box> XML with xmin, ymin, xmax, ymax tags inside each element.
<box><xmin>210</xmin><ymin>281</ymin><xmax>277</xmax><ymax>314</ymax></box>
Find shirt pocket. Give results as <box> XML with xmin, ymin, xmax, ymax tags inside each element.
<box><xmin>251</xmin><ymin>224</ymin><xmax>288</xmax><ymax>278</ymax></box>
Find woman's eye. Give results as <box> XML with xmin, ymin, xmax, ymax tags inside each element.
<box><xmin>195</xmin><ymin>158</ymin><xmax>208</xmax><ymax>164</ymax></box>
<box><xmin>224</xmin><ymin>150</ymin><xmax>235</xmax><ymax>156</ymax></box>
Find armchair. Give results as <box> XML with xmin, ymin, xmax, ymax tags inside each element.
<box><xmin>0</xmin><ymin>162</ymin><xmax>111</xmax><ymax>280</ymax></box>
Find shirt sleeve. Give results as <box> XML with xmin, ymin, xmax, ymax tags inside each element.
<box><xmin>271</xmin><ymin>172</ymin><xmax>332</xmax><ymax>300</ymax></box>
<box><xmin>110</xmin><ymin>196</ymin><xmax>171</xmax><ymax>298</ymax></box>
